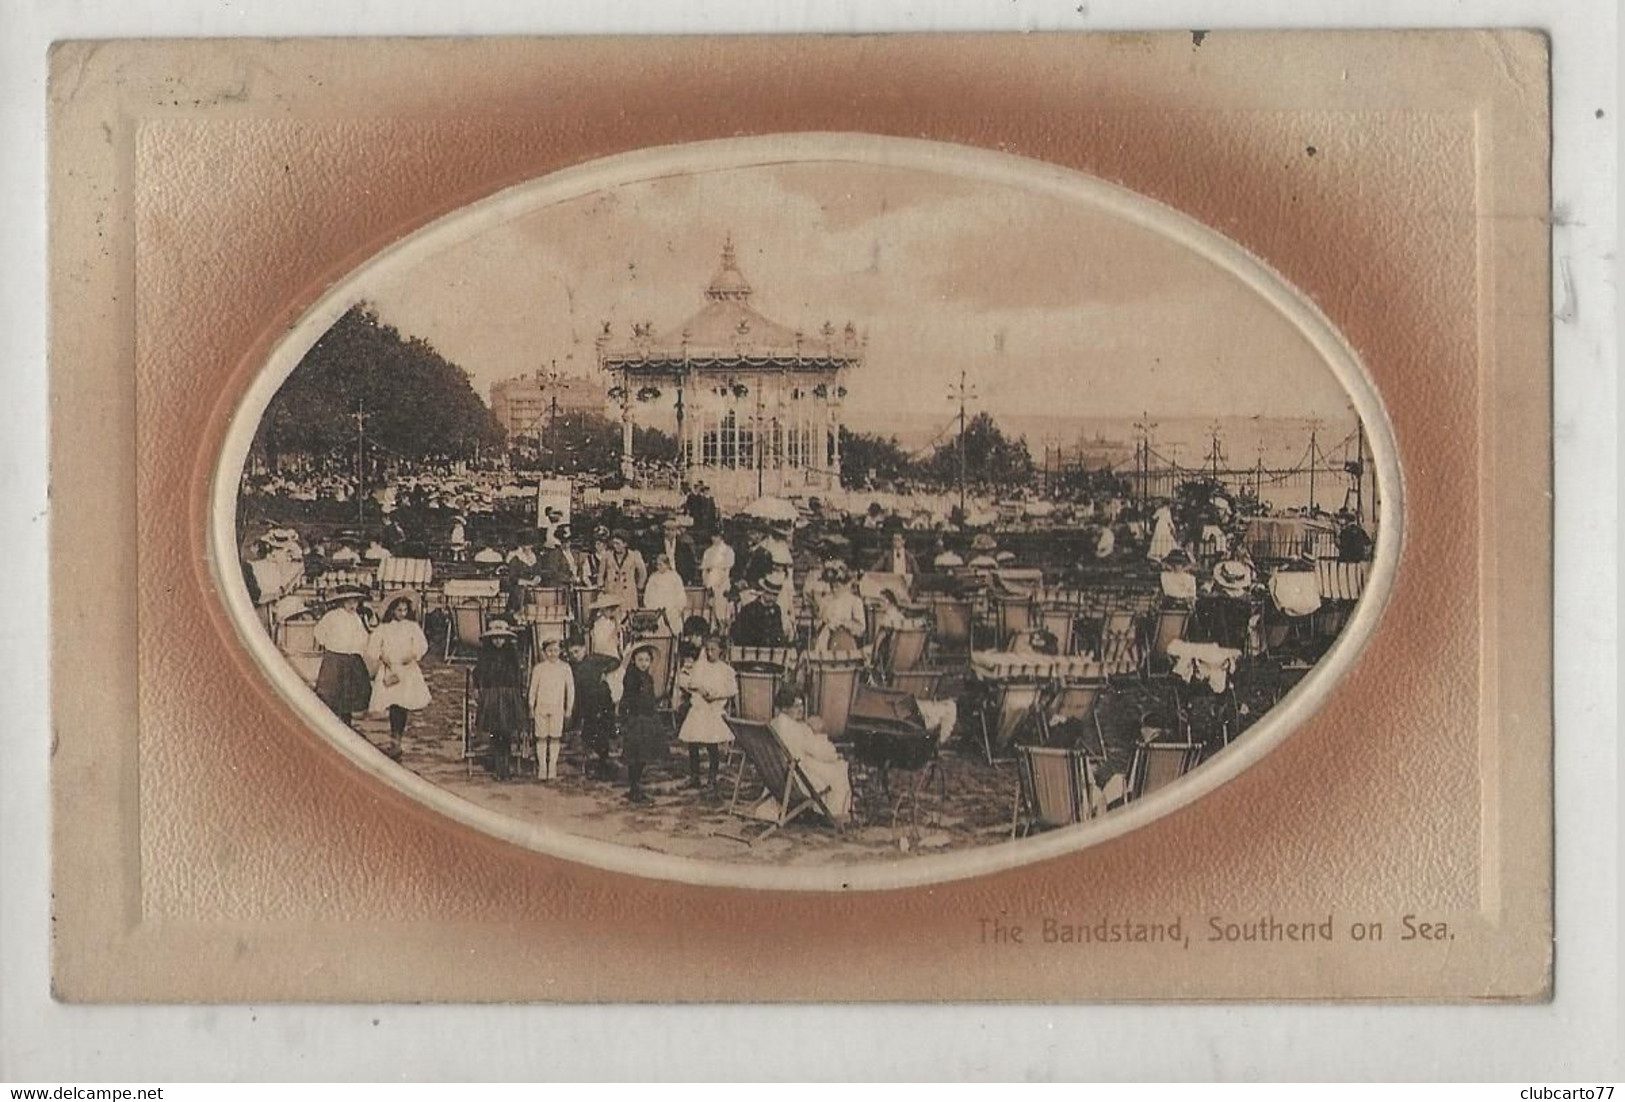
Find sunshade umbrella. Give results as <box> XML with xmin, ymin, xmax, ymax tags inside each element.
<box><xmin>740</xmin><ymin>496</ymin><xmax>800</xmax><ymax>523</ymax></box>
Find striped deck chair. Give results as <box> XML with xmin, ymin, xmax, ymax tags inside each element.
<box><xmin>722</xmin><ymin>717</ymin><xmax>840</xmax><ymax>844</ymax></box>
<box><xmin>1012</xmin><ymin>745</ymin><xmax>1104</xmax><ymax>838</ymax></box>
<box><xmin>1097</xmin><ymin>602</ymin><xmax>1147</xmax><ymax>678</ymax></box>
<box><xmin>1127</xmin><ymin>734</ymin><xmax>1204</xmax><ymax>802</ymax></box>
<box><xmin>1045</xmin><ymin>673</ymin><xmax>1110</xmax><ymax>758</ymax></box>
<box><xmin>979</xmin><ymin>660</ymin><xmax>1050</xmax><ymax>764</ymax></box>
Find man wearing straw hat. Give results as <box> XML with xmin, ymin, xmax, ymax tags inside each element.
<box><xmin>730</xmin><ymin>575</ymin><xmax>788</xmax><ymax>649</ymax></box>
<box><xmin>652</xmin><ymin>515</ymin><xmax>698</xmax><ymax>585</ymax></box>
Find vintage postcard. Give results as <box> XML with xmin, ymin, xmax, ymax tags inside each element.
<box><xmin>49</xmin><ymin>31</ymin><xmax>1551</xmax><ymax>1001</ymax></box>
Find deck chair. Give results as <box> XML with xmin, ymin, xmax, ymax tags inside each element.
<box><xmin>929</xmin><ymin>597</ymin><xmax>974</xmax><ymax>665</ymax></box>
<box><xmin>723</xmin><ymin>717</ymin><xmax>840</xmax><ymax>844</ymax></box>
<box><xmin>1150</xmin><ymin>605</ymin><xmax>1192</xmax><ymax>666</ymax></box>
<box><xmin>525</xmin><ymin>615</ymin><xmax>570</xmax><ymax>654</ymax></box>
<box><xmin>877</xmin><ymin>625</ymin><xmax>929</xmax><ymax>674</ymax></box>
<box><xmin>979</xmin><ymin>663</ymin><xmax>1050</xmax><ymax>764</ymax></box>
<box><xmin>994</xmin><ymin>594</ymin><xmax>1035</xmax><ymax>649</ymax></box>
<box><xmin>1012</xmin><ymin>745</ymin><xmax>1103</xmax><ymax>837</ymax></box>
<box><xmin>807</xmin><ymin>654</ymin><xmax>864</xmax><ymax>739</ymax></box>
<box><xmin>376</xmin><ymin>556</ymin><xmax>433</xmax><ymax>591</ymax></box>
<box><xmin>444</xmin><ymin>600</ymin><xmax>487</xmax><ymax>661</ymax></box>
<box><xmin>734</xmin><ymin>665</ymin><xmax>783</xmax><ymax>722</ymax></box>
<box><xmin>1045</xmin><ymin>675</ymin><xmax>1110</xmax><ymax>758</ymax></box>
<box><xmin>277</xmin><ymin>616</ymin><xmax>322</xmax><ymax>686</ymax></box>
<box><xmin>729</xmin><ymin>645</ymin><xmax>797</xmax><ymax>672</ymax></box>
<box><xmin>635</xmin><ymin>633</ymin><xmax>678</xmax><ymax>701</ymax></box>
<box><xmin>890</xmin><ymin>667</ymin><xmax>946</xmax><ymax>700</ymax></box>
<box><xmin>1037</xmin><ymin>604</ymin><xmax>1079</xmax><ymax>655</ymax></box>
<box><xmin>522</xmin><ymin>586</ymin><xmax>569</xmax><ymax>623</ymax></box>
<box><xmin>1126</xmin><ymin>735</ymin><xmax>1204</xmax><ymax>802</ymax></box>
<box><xmin>1097</xmin><ymin>604</ymin><xmax>1146</xmax><ymax>677</ymax></box>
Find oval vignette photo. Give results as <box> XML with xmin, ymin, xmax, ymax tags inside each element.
<box><xmin>213</xmin><ymin>135</ymin><xmax>1398</xmax><ymax>891</ymax></box>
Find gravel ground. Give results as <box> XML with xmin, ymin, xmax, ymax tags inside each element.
<box><xmin>349</xmin><ymin>645</ymin><xmax>1315</xmax><ymax>866</ymax></box>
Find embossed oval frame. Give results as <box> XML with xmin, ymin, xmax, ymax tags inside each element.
<box><xmin>209</xmin><ymin>133</ymin><xmax>1403</xmax><ymax>892</ymax></box>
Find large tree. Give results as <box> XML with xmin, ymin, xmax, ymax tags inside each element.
<box><xmin>838</xmin><ymin>428</ymin><xmax>915</xmax><ymax>488</ymax></box>
<box><xmin>924</xmin><ymin>411</ymin><xmax>1035</xmax><ymax>489</ymax></box>
<box><xmin>253</xmin><ymin>304</ymin><xmax>504</xmax><ymax>468</ymax></box>
<box><xmin>512</xmin><ymin>410</ymin><xmax>677</xmax><ymax>473</ymax></box>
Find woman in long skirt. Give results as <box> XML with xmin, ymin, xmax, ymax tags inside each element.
<box><xmin>313</xmin><ymin>584</ymin><xmax>373</xmax><ymax>729</ymax></box>
<box><xmin>618</xmin><ymin>642</ymin><xmax>671</xmax><ymax>803</ymax></box>
<box><xmin>472</xmin><ymin>618</ymin><xmax>528</xmax><ymax>780</ymax></box>
<box><xmin>366</xmin><ymin>594</ymin><xmax>432</xmax><ymax>761</ymax></box>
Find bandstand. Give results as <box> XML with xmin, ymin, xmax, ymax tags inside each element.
<box><xmin>597</xmin><ymin>240</ymin><xmax>865</xmax><ymax>507</ymax></box>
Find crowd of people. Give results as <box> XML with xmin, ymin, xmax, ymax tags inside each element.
<box><xmin>254</xmin><ymin>467</ymin><xmax>1375</xmax><ymax>833</ymax></box>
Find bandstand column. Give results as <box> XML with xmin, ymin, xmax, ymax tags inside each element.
<box><xmin>619</xmin><ymin>368</ymin><xmax>634</xmax><ymax>480</ymax></box>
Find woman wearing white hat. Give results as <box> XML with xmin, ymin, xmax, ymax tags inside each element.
<box><xmin>700</xmin><ymin>530</ymin><xmax>736</xmax><ymax>628</ymax></box>
<box><xmin>642</xmin><ymin>551</ymin><xmax>688</xmax><ymax>638</ymax></box>
<box><xmin>312</xmin><ymin>584</ymin><xmax>373</xmax><ymax>730</ymax></box>
<box><xmin>813</xmin><ymin>564</ymin><xmax>867</xmax><ymax>653</ymax></box>
<box><xmin>366</xmin><ymin>594</ymin><xmax>432</xmax><ymax>761</ymax></box>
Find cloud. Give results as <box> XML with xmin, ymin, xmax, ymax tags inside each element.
<box><xmin>366</xmin><ymin>157</ymin><xmax>1353</xmax><ymax>423</ymax></box>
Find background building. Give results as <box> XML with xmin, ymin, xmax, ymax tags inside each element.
<box><xmin>489</xmin><ymin>372</ymin><xmax>609</xmax><ymax>438</ymax></box>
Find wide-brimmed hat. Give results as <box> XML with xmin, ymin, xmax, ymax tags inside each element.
<box><xmin>1162</xmin><ymin>548</ymin><xmax>1193</xmax><ymax>567</ymax></box>
<box><xmin>589</xmin><ymin>594</ymin><xmax>624</xmax><ymax>611</ymax></box>
<box><xmin>968</xmin><ymin>554</ymin><xmax>999</xmax><ymax>569</ymax></box>
<box><xmin>994</xmin><ymin>550</ymin><xmax>1016</xmax><ymax>564</ymax></box>
<box><xmin>592</xmin><ymin>525</ymin><xmax>610</xmax><ymax>540</ymax></box>
<box><xmin>623</xmin><ymin>639</ymin><xmax>662</xmax><ymax>664</ymax></box>
<box><xmin>759</xmin><ymin>572</ymin><xmax>786</xmax><ymax>595</ymax></box>
<box><xmin>481</xmin><ymin>618</ymin><xmax>518</xmax><ymax>640</ymax></box>
<box><xmin>1213</xmin><ymin>559</ymin><xmax>1256</xmax><ymax>593</ymax></box>
<box><xmin>661</xmin><ymin>515</ymin><xmax>684</xmax><ymax>530</ymax></box>
<box><xmin>326</xmin><ymin>583</ymin><xmax>369</xmax><ymax>603</ymax></box>
<box><xmin>970</xmin><ymin>533</ymin><xmax>998</xmax><ymax>552</ymax></box>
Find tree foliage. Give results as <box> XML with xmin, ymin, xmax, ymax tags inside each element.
<box><xmin>253</xmin><ymin>304</ymin><xmax>504</xmax><ymax>467</ymax></box>
<box><xmin>922</xmin><ymin>411</ymin><xmax>1035</xmax><ymax>487</ymax></box>
<box><xmin>838</xmin><ymin>428</ymin><xmax>915</xmax><ymax>488</ymax></box>
<box><xmin>510</xmin><ymin>411</ymin><xmax>677</xmax><ymax>473</ymax></box>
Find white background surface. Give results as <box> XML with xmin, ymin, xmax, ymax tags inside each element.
<box><xmin>0</xmin><ymin>0</ymin><xmax>1617</xmax><ymax>1083</ymax></box>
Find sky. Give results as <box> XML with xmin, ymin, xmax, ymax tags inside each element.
<box><xmin>366</xmin><ymin>158</ymin><xmax>1358</xmax><ymax>441</ymax></box>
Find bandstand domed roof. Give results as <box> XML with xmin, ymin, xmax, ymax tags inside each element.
<box><xmin>600</xmin><ymin>239</ymin><xmax>863</xmax><ymax>371</ymax></box>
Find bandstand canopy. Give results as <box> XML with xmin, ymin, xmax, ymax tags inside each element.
<box><xmin>598</xmin><ymin>239</ymin><xmax>864</xmax><ymax>375</ymax></box>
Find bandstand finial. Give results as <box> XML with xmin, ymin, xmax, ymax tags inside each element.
<box><xmin>706</xmin><ymin>236</ymin><xmax>752</xmax><ymax>302</ymax></box>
